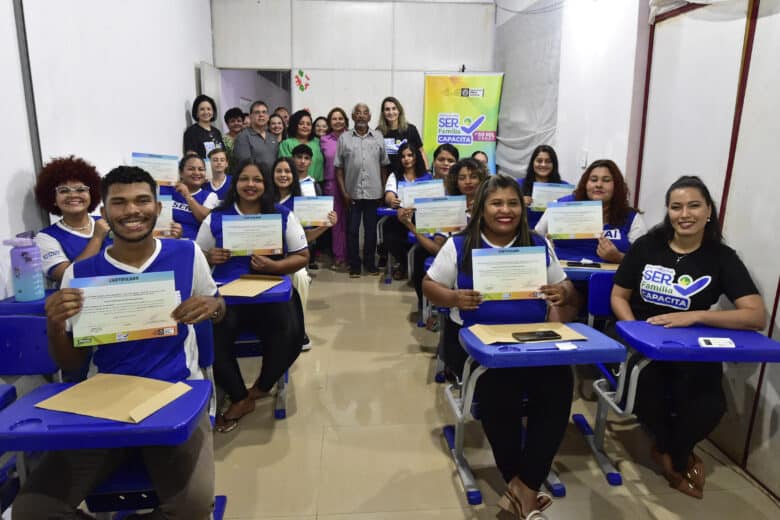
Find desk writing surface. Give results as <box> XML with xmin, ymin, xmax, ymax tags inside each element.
<box><xmin>0</xmin><ymin>380</ymin><xmax>211</xmax><ymax>452</ymax></box>
<box><xmin>216</xmin><ymin>274</ymin><xmax>292</xmax><ymax>305</ymax></box>
<box><xmin>616</xmin><ymin>321</ymin><xmax>780</xmax><ymax>363</ymax></box>
<box><xmin>0</xmin><ymin>290</ymin><xmax>55</xmax><ymax>316</ymax></box>
<box><xmin>0</xmin><ymin>384</ymin><xmax>15</xmax><ymax>411</ymax></box>
<box><xmin>561</xmin><ymin>263</ymin><xmax>618</xmax><ymax>282</ymax></box>
<box><xmin>459</xmin><ymin>322</ymin><xmax>626</xmax><ymax>369</ymax></box>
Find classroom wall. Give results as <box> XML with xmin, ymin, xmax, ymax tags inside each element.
<box><xmin>0</xmin><ymin>0</ymin><xmax>41</xmax><ymax>298</ymax></box>
<box><xmin>212</xmin><ymin>0</ymin><xmax>496</xmax><ymax>137</ymax></box>
<box><xmin>22</xmin><ymin>0</ymin><xmax>214</xmax><ymax>173</ymax></box>
<box><xmin>219</xmin><ymin>70</ymin><xmax>290</xmax><ymax>133</ymax></box>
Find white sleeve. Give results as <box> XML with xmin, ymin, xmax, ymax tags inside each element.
<box><xmin>203</xmin><ymin>192</ymin><xmax>219</xmax><ymax>210</ymax></box>
<box><xmin>195</xmin><ymin>214</ymin><xmax>216</xmax><ymax>251</ymax></box>
<box><xmin>191</xmin><ymin>243</ymin><xmax>218</xmax><ymax>297</ymax></box>
<box><xmin>385</xmin><ymin>173</ymin><xmax>398</xmax><ymax>194</ymax></box>
<box><xmin>425</xmin><ymin>237</ymin><xmax>458</xmax><ymax>289</ymax></box>
<box><xmin>35</xmin><ymin>231</ymin><xmax>68</xmax><ymax>276</ymax></box>
<box><xmin>544</xmin><ymin>238</ymin><xmax>567</xmax><ymax>284</ymax></box>
<box><xmin>627</xmin><ymin>212</ymin><xmax>648</xmax><ymax>244</ymax></box>
<box><xmin>60</xmin><ymin>264</ymin><xmax>76</xmax><ymax>332</ymax></box>
<box><xmin>534</xmin><ymin>210</ymin><xmax>549</xmax><ymax>236</ymax></box>
<box><xmin>285</xmin><ymin>212</ymin><xmax>308</xmax><ymax>253</ymax></box>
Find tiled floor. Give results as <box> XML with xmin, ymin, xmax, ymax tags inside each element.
<box><xmin>214</xmin><ymin>268</ymin><xmax>780</xmax><ymax>519</ymax></box>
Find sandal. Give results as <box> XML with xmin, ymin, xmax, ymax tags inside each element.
<box><xmin>685</xmin><ymin>453</ymin><xmax>705</xmax><ymax>490</ymax></box>
<box><xmin>536</xmin><ymin>491</ymin><xmax>553</xmax><ymax>512</ymax></box>
<box><xmin>497</xmin><ymin>490</ymin><xmax>547</xmax><ymax>519</ymax></box>
<box><xmin>651</xmin><ymin>445</ymin><xmax>703</xmax><ymax>499</ymax></box>
<box><xmin>392</xmin><ymin>268</ymin><xmax>407</xmax><ymax>281</ymax></box>
<box><xmin>215</xmin><ymin>414</ymin><xmax>240</xmax><ymax>433</ymax></box>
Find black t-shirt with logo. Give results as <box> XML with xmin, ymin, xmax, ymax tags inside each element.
<box><xmin>614</xmin><ymin>233</ymin><xmax>758</xmax><ymax>321</ymax></box>
<box><xmin>383</xmin><ymin>124</ymin><xmax>424</xmax><ymax>176</ymax></box>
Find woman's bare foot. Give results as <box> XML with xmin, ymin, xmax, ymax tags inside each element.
<box><xmin>497</xmin><ymin>476</ymin><xmax>545</xmax><ymax>518</ymax></box>
<box><xmin>247</xmin><ymin>385</ymin><xmax>272</xmax><ymax>400</ymax></box>
<box><xmin>215</xmin><ymin>397</ymin><xmax>255</xmax><ymax>433</ymax></box>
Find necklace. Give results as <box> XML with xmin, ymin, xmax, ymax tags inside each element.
<box><xmin>62</xmin><ymin>219</ymin><xmax>90</xmax><ymax>232</ymax></box>
<box><xmin>674</xmin><ymin>254</ymin><xmax>687</xmax><ymax>265</ymax></box>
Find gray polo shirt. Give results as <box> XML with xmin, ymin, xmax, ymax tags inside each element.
<box><xmin>335</xmin><ymin>128</ymin><xmax>390</xmax><ymax>200</ymax></box>
<box><xmin>232</xmin><ymin>127</ymin><xmax>279</xmax><ymax>177</ymax></box>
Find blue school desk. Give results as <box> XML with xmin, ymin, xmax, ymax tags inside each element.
<box><xmin>0</xmin><ymin>290</ymin><xmax>53</xmax><ymax>315</ymax></box>
<box><xmin>0</xmin><ymin>385</ymin><xmax>14</xmax><ymax>413</ymax></box>
<box><xmin>446</xmin><ymin>322</ymin><xmax>626</xmax><ymax>504</ymax></box>
<box><xmin>576</xmin><ymin>320</ymin><xmax>780</xmax><ymax>486</ymax></box>
<box><xmin>560</xmin><ymin>262</ymin><xmax>619</xmax><ymax>282</ymax></box>
<box><xmin>214</xmin><ymin>274</ymin><xmax>293</xmax><ymax>305</ymax></box>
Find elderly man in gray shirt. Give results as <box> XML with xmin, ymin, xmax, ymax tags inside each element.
<box><xmin>232</xmin><ymin>100</ymin><xmax>279</xmax><ymax>177</ymax></box>
<box><xmin>335</xmin><ymin>102</ymin><xmax>390</xmax><ymax>277</ymax></box>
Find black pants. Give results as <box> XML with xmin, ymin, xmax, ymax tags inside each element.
<box><xmin>412</xmin><ymin>245</ymin><xmax>431</xmax><ymax>311</ymax></box>
<box><xmin>634</xmin><ymin>361</ymin><xmax>726</xmax><ymax>472</ymax></box>
<box><xmin>382</xmin><ymin>217</ymin><xmax>411</xmax><ymax>272</ymax></box>
<box><xmin>212</xmin><ymin>296</ymin><xmax>303</xmax><ymax>401</ymax></box>
<box><xmin>443</xmin><ymin>317</ymin><xmax>574</xmax><ymax>489</ymax></box>
<box><xmin>347</xmin><ymin>199</ymin><xmax>379</xmax><ymax>273</ymax></box>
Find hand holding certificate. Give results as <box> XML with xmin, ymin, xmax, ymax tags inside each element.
<box><xmin>530</xmin><ymin>182</ymin><xmax>573</xmax><ymax>211</ymax></box>
<box><xmin>414</xmin><ymin>196</ymin><xmax>468</xmax><ymax>234</ymax></box>
<box><xmin>70</xmin><ymin>272</ymin><xmax>179</xmax><ymax>347</ymax></box>
<box><xmin>472</xmin><ymin>247</ymin><xmax>547</xmax><ymax>300</ymax></box>
<box><xmin>546</xmin><ymin>201</ymin><xmax>603</xmax><ymax>239</ymax></box>
<box><xmin>131</xmin><ymin>152</ymin><xmax>179</xmax><ymax>186</ymax></box>
<box><xmin>222</xmin><ymin>214</ymin><xmax>283</xmax><ymax>256</ymax></box>
<box><xmin>398</xmin><ymin>179</ymin><xmax>445</xmax><ymax>208</ymax></box>
<box><xmin>294</xmin><ymin>196</ymin><xmax>333</xmax><ymax>227</ymax></box>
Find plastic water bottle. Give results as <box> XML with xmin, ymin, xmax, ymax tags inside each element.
<box><xmin>4</xmin><ymin>237</ymin><xmax>45</xmax><ymax>301</ymax></box>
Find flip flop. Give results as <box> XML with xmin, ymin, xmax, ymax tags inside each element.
<box><xmin>215</xmin><ymin>414</ymin><xmax>239</xmax><ymax>433</ymax></box>
<box><xmin>536</xmin><ymin>491</ymin><xmax>553</xmax><ymax>512</ymax></box>
<box><xmin>497</xmin><ymin>490</ymin><xmax>548</xmax><ymax>519</ymax></box>
<box><xmin>686</xmin><ymin>453</ymin><xmax>705</xmax><ymax>490</ymax></box>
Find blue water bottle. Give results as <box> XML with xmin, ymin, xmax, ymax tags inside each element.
<box><xmin>4</xmin><ymin>237</ymin><xmax>45</xmax><ymax>301</ymax></box>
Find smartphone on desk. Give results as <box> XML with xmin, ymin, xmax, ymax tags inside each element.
<box><xmin>566</xmin><ymin>261</ymin><xmax>601</xmax><ymax>268</ymax></box>
<box><xmin>512</xmin><ymin>330</ymin><xmax>562</xmax><ymax>342</ymax></box>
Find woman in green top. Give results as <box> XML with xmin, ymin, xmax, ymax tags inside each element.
<box><xmin>278</xmin><ymin>109</ymin><xmax>324</xmax><ymax>182</ymax></box>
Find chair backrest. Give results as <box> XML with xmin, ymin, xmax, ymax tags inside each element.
<box><xmin>193</xmin><ymin>320</ymin><xmax>214</xmax><ymax>369</ymax></box>
<box><xmin>0</xmin><ymin>315</ymin><xmax>58</xmax><ymax>376</ymax></box>
<box><xmin>588</xmin><ymin>271</ymin><xmax>616</xmax><ymax>318</ymax></box>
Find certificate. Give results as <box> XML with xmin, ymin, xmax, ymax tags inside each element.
<box><xmin>414</xmin><ymin>196</ymin><xmax>467</xmax><ymax>234</ymax></box>
<box><xmin>472</xmin><ymin>247</ymin><xmax>547</xmax><ymax>300</ymax></box>
<box><xmin>530</xmin><ymin>182</ymin><xmax>573</xmax><ymax>211</ymax></box>
<box><xmin>294</xmin><ymin>196</ymin><xmax>333</xmax><ymax>227</ymax></box>
<box><xmin>546</xmin><ymin>201</ymin><xmax>603</xmax><ymax>239</ymax></box>
<box><xmin>153</xmin><ymin>194</ymin><xmax>173</xmax><ymax>237</ymax></box>
<box><xmin>299</xmin><ymin>177</ymin><xmax>318</xmax><ymax>197</ymax></box>
<box><xmin>131</xmin><ymin>152</ymin><xmax>179</xmax><ymax>186</ymax></box>
<box><xmin>399</xmin><ymin>179</ymin><xmax>445</xmax><ymax>208</ymax></box>
<box><xmin>70</xmin><ymin>272</ymin><xmax>178</xmax><ymax>348</ymax></box>
<box><xmin>222</xmin><ymin>214</ymin><xmax>282</xmax><ymax>256</ymax></box>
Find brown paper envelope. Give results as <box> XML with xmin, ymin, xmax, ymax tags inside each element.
<box><xmin>563</xmin><ymin>261</ymin><xmax>619</xmax><ymax>271</ymax></box>
<box><xmin>468</xmin><ymin>322</ymin><xmax>586</xmax><ymax>344</ymax></box>
<box><xmin>218</xmin><ymin>275</ymin><xmax>284</xmax><ymax>297</ymax></box>
<box><xmin>35</xmin><ymin>373</ymin><xmax>192</xmax><ymax>423</ymax></box>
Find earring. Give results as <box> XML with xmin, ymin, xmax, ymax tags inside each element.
<box><xmin>707</xmin><ymin>218</ymin><xmax>711</xmax><ymax>222</ymax></box>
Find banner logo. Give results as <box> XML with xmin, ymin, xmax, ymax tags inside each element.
<box><xmin>437</xmin><ymin>113</ymin><xmax>493</xmax><ymax>145</ymax></box>
<box><xmin>639</xmin><ymin>264</ymin><xmax>711</xmax><ymax>310</ymax></box>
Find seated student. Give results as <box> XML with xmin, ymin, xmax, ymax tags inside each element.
<box><xmin>206</xmin><ymin>148</ymin><xmax>232</xmax><ymax>202</ymax></box>
<box><xmin>471</xmin><ymin>150</ymin><xmax>489</xmax><ymax>166</ymax></box>
<box><xmin>195</xmin><ymin>160</ymin><xmax>308</xmax><ymax>431</ymax></box>
<box><xmin>33</xmin><ymin>156</ymin><xmax>111</xmax><ymax>283</ymax></box>
<box><xmin>522</xmin><ymin>145</ymin><xmax>568</xmax><ymax>228</ymax></box>
<box><xmin>423</xmin><ymin>174</ymin><xmax>578</xmax><ymax>519</ymax></box>
<box><xmin>382</xmin><ymin>142</ymin><xmax>431</xmax><ymax>279</ymax></box>
<box><xmin>291</xmin><ymin>144</ymin><xmax>325</xmax><ymax>269</ymax></box>
<box><xmin>271</xmin><ymin>156</ymin><xmax>337</xmax><ymax>350</ymax></box>
<box><xmin>611</xmin><ymin>175</ymin><xmax>764</xmax><ymax>499</ymax></box>
<box><xmin>172</xmin><ymin>154</ymin><xmax>219</xmax><ymax>240</ymax></box>
<box><xmin>14</xmin><ymin>166</ymin><xmax>223</xmax><ymax>519</ymax></box>
<box><xmin>535</xmin><ymin>159</ymin><xmax>646</xmax><ymax>263</ymax></box>
<box><xmin>399</xmin><ymin>158</ymin><xmax>486</xmax><ymax>320</ymax></box>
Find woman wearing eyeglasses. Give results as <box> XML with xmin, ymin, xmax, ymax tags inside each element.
<box><xmin>33</xmin><ymin>156</ymin><xmax>111</xmax><ymax>283</ymax></box>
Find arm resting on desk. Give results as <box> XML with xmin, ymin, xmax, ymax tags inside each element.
<box><xmin>250</xmin><ymin>249</ymin><xmax>309</xmax><ymax>275</ymax></box>
<box><xmin>646</xmin><ymin>294</ymin><xmax>766</xmax><ymax>330</ymax></box>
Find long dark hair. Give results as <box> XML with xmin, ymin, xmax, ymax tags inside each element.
<box><xmin>396</xmin><ymin>142</ymin><xmax>427</xmax><ymax>179</ymax></box>
<box><xmin>217</xmin><ymin>159</ymin><xmax>276</xmax><ymax>214</ymax></box>
<box><xmin>648</xmin><ymin>175</ymin><xmax>722</xmax><ymax>244</ymax></box>
<box><xmin>523</xmin><ymin>144</ymin><xmax>561</xmax><ymax>196</ymax></box>
<box><xmin>460</xmin><ymin>174</ymin><xmax>533</xmax><ymax>275</ymax></box>
<box><xmin>288</xmin><ymin>110</ymin><xmax>314</xmax><ymax>141</ymax></box>
<box><xmin>573</xmin><ymin>159</ymin><xmax>638</xmax><ymax>226</ymax></box>
<box><xmin>271</xmin><ymin>157</ymin><xmax>301</xmax><ymax>201</ymax></box>
<box><xmin>446</xmin><ymin>158</ymin><xmax>488</xmax><ymax>196</ymax></box>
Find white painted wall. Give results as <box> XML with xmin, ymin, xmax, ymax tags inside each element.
<box><xmin>23</xmin><ymin>0</ymin><xmax>214</xmax><ymax>171</ymax></box>
<box><xmin>554</xmin><ymin>0</ymin><xmax>643</xmax><ymax>185</ymax></box>
<box><xmin>219</xmin><ymin>70</ymin><xmax>290</xmax><ymax>133</ymax></box>
<box><xmin>0</xmin><ymin>0</ymin><xmax>42</xmax><ymax>298</ymax></box>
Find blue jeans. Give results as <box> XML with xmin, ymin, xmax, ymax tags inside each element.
<box><xmin>347</xmin><ymin>199</ymin><xmax>380</xmax><ymax>273</ymax></box>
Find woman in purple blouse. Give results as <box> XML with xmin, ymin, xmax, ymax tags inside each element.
<box><xmin>320</xmin><ymin>107</ymin><xmax>349</xmax><ymax>270</ymax></box>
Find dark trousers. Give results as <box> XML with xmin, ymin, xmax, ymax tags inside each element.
<box><xmin>382</xmin><ymin>217</ymin><xmax>411</xmax><ymax>271</ymax></box>
<box><xmin>347</xmin><ymin>199</ymin><xmax>380</xmax><ymax>273</ymax></box>
<box><xmin>443</xmin><ymin>317</ymin><xmax>574</xmax><ymax>489</ymax></box>
<box><xmin>412</xmin><ymin>246</ymin><xmax>431</xmax><ymax>311</ymax></box>
<box><xmin>212</xmin><ymin>297</ymin><xmax>303</xmax><ymax>401</ymax></box>
<box><xmin>634</xmin><ymin>361</ymin><xmax>726</xmax><ymax>472</ymax></box>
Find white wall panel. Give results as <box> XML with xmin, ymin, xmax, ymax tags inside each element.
<box><xmin>293</xmin><ymin>1</ymin><xmax>393</xmax><ymax>70</ymax></box>
<box><xmin>290</xmin><ymin>70</ymin><xmax>392</xmax><ymax>123</ymax></box>
<box><xmin>393</xmin><ymin>2</ymin><xmax>495</xmax><ymax>72</ymax></box>
<box><xmin>212</xmin><ymin>0</ymin><xmax>292</xmax><ymax>69</ymax></box>
<box><xmin>24</xmin><ymin>0</ymin><xmax>213</xmax><ymax>171</ymax></box>
<box><xmin>638</xmin><ymin>1</ymin><xmax>747</xmax><ymax>226</ymax></box>
<box><xmin>730</xmin><ymin>0</ymin><xmax>780</xmax><ymax>494</ymax></box>
<box><xmin>391</xmin><ymin>71</ymin><xmax>426</xmax><ymax>139</ymax></box>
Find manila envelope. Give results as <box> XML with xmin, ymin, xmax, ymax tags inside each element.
<box><xmin>36</xmin><ymin>373</ymin><xmax>192</xmax><ymax>423</ymax></box>
<box><xmin>468</xmin><ymin>322</ymin><xmax>586</xmax><ymax>345</ymax></box>
<box><xmin>218</xmin><ymin>274</ymin><xmax>284</xmax><ymax>297</ymax></box>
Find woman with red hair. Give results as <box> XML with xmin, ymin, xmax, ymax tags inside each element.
<box><xmin>535</xmin><ymin>159</ymin><xmax>646</xmax><ymax>263</ymax></box>
<box><xmin>33</xmin><ymin>156</ymin><xmax>110</xmax><ymax>283</ymax></box>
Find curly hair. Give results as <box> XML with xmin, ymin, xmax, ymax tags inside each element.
<box><xmin>288</xmin><ymin>110</ymin><xmax>314</xmax><ymax>141</ymax></box>
<box><xmin>446</xmin><ymin>158</ymin><xmax>488</xmax><ymax>196</ymax></box>
<box><xmin>572</xmin><ymin>159</ymin><xmax>637</xmax><ymax>227</ymax></box>
<box><xmin>34</xmin><ymin>156</ymin><xmax>102</xmax><ymax>215</ymax></box>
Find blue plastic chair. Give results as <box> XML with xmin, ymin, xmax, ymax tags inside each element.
<box><xmin>0</xmin><ymin>384</ymin><xmax>18</xmax><ymax>513</ymax></box>
<box><xmin>587</xmin><ymin>271</ymin><xmax>618</xmax><ymax>389</ymax></box>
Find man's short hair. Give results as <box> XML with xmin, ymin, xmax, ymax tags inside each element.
<box><xmin>101</xmin><ymin>166</ymin><xmax>157</xmax><ymax>202</ymax></box>
<box><xmin>291</xmin><ymin>144</ymin><xmax>313</xmax><ymax>158</ymax></box>
<box><xmin>208</xmin><ymin>148</ymin><xmax>228</xmax><ymax>160</ymax></box>
<box><xmin>223</xmin><ymin>107</ymin><xmax>244</xmax><ymax>124</ymax></box>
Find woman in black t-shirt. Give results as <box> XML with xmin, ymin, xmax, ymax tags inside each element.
<box><xmin>377</xmin><ymin>96</ymin><xmax>429</xmax><ymax>175</ymax></box>
<box><xmin>612</xmin><ymin>176</ymin><xmax>765</xmax><ymax>499</ymax></box>
<box><xmin>183</xmin><ymin>94</ymin><xmax>225</xmax><ymax>158</ymax></box>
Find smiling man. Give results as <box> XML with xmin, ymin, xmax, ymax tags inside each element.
<box><xmin>12</xmin><ymin>166</ymin><xmax>224</xmax><ymax>520</ymax></box>
<box><xmin>232</xmin><ymin>100</ymin><xmax>279</xmax><ymax>178</ymax></box>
